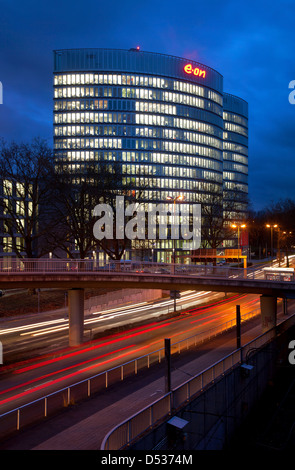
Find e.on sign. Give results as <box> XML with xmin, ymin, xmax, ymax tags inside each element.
<box><xmin>184</xmin><ymin>63</ymin><xmax>206</xmax><ymax>79</ymax></box>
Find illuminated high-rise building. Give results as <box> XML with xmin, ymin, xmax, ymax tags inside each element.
<box><xmin>53</xmin><ymin>48</ymin><xmax>248</xmax><ymax>260</ymax></box>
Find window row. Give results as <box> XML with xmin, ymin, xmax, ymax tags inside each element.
<box><xmin>54</xmin><ymin>110</ymin><xmax>133</xmax><ymax>123</ymax></box>
<box><xmin>223</xmin><ymin>132</ymin><xmax>248</xmax><ymax>148</ymax></box>
<box><xmin>54</xmin><ymin>111</ymin><xmax>222</xmax><ymax>138</ymax></box>
<box><xmin>1</xmin><ymin>237</ymin><xmax>25</xmax><ymax>253</ymax></box>
<box><xmin>135</xmin><ymin>139</ymin><xmax>222</xmax><ymax>157</ymax></box>
<box><xmin>136</xmin><ymin>101</ymin><xmax>177</xmax><ymax>115</ymax></box>
<box><xmin>54</xmin><ymin>136</ymin><xmax>222</xmax><ymax>157</ymax></box>
<box><xmin>121</xmin><ymin>163</ymin><xmax>221</xmax><ymax>181</ymax></box>
<box><xmin>224</xmin><ymin>122</ymin><xmax>248</xmax><ymax>137</ymax></box>
<box><xmin>121</xmin><ymin>87</ymin><xmax>205</xmax><ymax>109</ymax></box>
<box><xmin>122</xmin><ymin>176</ymin><xmax>221</xmax><ymax>191</ymax></box>
<box><xmin>223</xmin><ymin>112</ymin><xmax>248</xmax><ymax>128</ymax></box>
<box><xmin>54</xmin><ymin>100</ymin><xmax>109</xmax><ymax>111</ymax></box>
<box><xmin>55</xmin><ymin>85</ymin><xmax>218</xmax><ymax>108</ymax></box>
<box><xmin>223</xmin><ymin>152</ymin><xmax>248</xmax><ymax>165</ymax></box>
<box><xmin>133</xmin><ymin>188</ymin><xmax>221</xmax><ymax>204</ymax></box>
<box><xmin>1</xmin><ymin>200</ymin><xmax>32</xmax><ymax>216</ymax></box>
<box><xmin>135</xmin><ymin>99</ymin><xmax>222</xmax><ymax>116</ymax></box>
<box><xmin>55</xmin><ymin>150</ymin><xmax>223</xmax><ymax>172</ymax></box>
<box><xmin>54</xmin><ymin>138</ymin><xmax>122</xmax><ymax>150</ymax></box>
<box><xmin>54</xmin><ymin>73</ymin><xmax>223</xmax><ymax>104</ymax></box>
<box><xmin>56</xmin><ymin>96</ymin><xmax>222</xmax><ymax>117</ymax></box>
<box><xmin>223</xmin><ymin>181</ymin><xmax>248</xmax><ymax>193</ymax></box>
<box><xmin>223</xmin><ymin>142</ymin><xmax>248</xmax><ymax>156</ymax></box>
<box><xmin>223</xmin><ymin>162</ymin><xmax>248</xmax><ymax>174</ymax></box>
<box><xmin>223</xmin><ymin>171</ymin><xmax>248</xmax><ymax>183</ymax></box>
<box><xmin>136</xmin><ymin>114</ymin><xmax>222</xmax><ymax>137</ymax></box>
<box><xmin>53</xmin><ymin>125</ymin><xmax>222</xmax><ymax>149</ymax></box>
<box><xmin>54</xmin><ymin>86</ymin><xmax>210</xmax><ymax>111</ymax></box>
<box><xmin>123</xmin><ymin>152</ymin><xmax>222</xmax><ymax>171</ymax></box>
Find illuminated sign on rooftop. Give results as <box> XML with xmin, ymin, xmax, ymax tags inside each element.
<box><xmin>184</xmin><ymin>63</ymin><xmax>206</xmax><ymax>79</ymax></box>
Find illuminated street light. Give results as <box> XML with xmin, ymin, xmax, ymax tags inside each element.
<box><xmin>167</xmin><ymin>195</ymin><xmax>185</xmax><ymax>312</ymax></box>
<box><xmin>231</xmin><ymin>223</ymin><xmax>246</xmax><ymax>265</ymax></box>
<box><xmin>266</xmin><ymin>224</ymin><xmax>278</xmax><ymax>261</ymax></box>
<box><xmin>167</xmin><ymin>195</ymin><xmax>186</xmax><ymax>263</ymax></box>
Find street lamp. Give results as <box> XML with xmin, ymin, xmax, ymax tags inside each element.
<box><xmin>266</xmin><ymin>224</ymin><xmax>278</xmax><ymax>262</ymax></box>
<box><xmin>167</xmin><ymin>194</ymin><xmax>185</xmax><ymax>313</ymax></box>
<box><xmin>283</xmin><ymin>231</ymin><xmax>292</xmax><ymax>267</ymax></box>
<box><xmin>231</xmin><ymin>223</ymin><xmax>246</xmax><ymax>266</ymax></box>
<box><xmin>167</xmin><ymin>195</ymin><xmax>185</xmax><ymax>264</ymax></box>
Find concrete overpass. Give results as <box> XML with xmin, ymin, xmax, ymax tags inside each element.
<box><xmin>1</xmin><ymin>259</ymin><xmax>295</xmax><ymax>345</ymax></box>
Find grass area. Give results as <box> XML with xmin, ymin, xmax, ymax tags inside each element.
<box><xmin>0</xmin><ymin>288</ymin><xmax>118</xmax><ymax>318</ymax></box>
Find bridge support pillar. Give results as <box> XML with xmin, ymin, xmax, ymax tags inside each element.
<box><xmin>68</xmin><ymin>288</ymin><xmax>84</xmax><ymax>346</ymax></box>
<box><xmin>283</xmin><ymin>298</ymin><xmax>288</xmax><ymax>315</ymax></box>
<box><xmin>260</xmin><ymin>295</ymin><xmax>277</xmax><ymax>333</ymax></box>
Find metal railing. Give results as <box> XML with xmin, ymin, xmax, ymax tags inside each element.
<box><xmin>0</xmin><ymin>308</ymin><xmax>260</xmax><ymax>441</ymax></box>
<box><xmin>101</xmin><ymin>312</ymin><xmax>295</xmax><ymax>450</ymax></box>
<box><xmin>0</xmin><ymin>258</ymin><xmax>293</xmax><ymax>283</ymax></box>
<box><xmin>100</xmin><ymin>328</ymin><xmax>279</xmax><ymax>450</ymax></box>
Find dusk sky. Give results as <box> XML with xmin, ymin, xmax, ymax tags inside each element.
<box><xmin>0</xmin><ymin>0</ymin><xmax>295</xmax><ymax>212</ymax></box>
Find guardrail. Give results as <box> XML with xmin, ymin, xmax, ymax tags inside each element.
<box><xmin>0</xmin><ymin>258</ymin><xmax>292</xmax><ymax>282</ymax></box>
<box><xmin>100</xmin><ymin>328</ymin><xmax>278</xmax><ymax>450</ymax></box>
<box><xmin>0</xmin><ymin>308</ymin><xmax>260</xmax><ymax>441</ymax></box>
<box><xmin>101</xmin><ymin>312</ymin><xmax>295</xmax><ymax>450</ymax></box>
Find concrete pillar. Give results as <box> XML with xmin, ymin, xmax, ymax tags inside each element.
<box><xmin>260</xmin><ymin>295</ymin><xmax>277</xmax><ymax>333</ymax></box>
<box><xmin>283</xmin><ymin>298</ymin><xmax>288</xmax><ymax>315</ymax></box>
<box><xmin>68</xmin><ymin>288</ymin><xmax>84</xmax><ymax>346</ymax></box>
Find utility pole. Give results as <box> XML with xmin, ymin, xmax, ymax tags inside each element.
<box><xmin>165</xmin><ymin>338</ymin><xmax>171</xmax><ymax>393</ymax></box>
<box><xmin>236</xmin><ymin>305</ymin><xmax>241</xmax><ymax>349</ymax></box>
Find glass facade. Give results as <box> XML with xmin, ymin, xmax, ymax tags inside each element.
<box><xmin>53</xmin><ymin>49</ymin><xmax>248</xmax><ymax>260</ymax></box>
<box><xmin>223</xmin><ymin>93</ymin><xmax>248</xmax><ymax>223</ymax></box>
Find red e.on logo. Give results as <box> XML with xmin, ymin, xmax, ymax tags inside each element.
<box><xmin>184</xmin><ymin>63</ymin><xmax>206</xmax><ymax>79</ymax></box>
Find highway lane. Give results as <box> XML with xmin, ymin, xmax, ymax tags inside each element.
<box><xmin>0</xmin><ymin>292</ymin><xmax>276</xmax><ymax>414</ymax></box>
<box><xmin>0</xmin><ymin>290</ymin><xmax>228</xmax><ymax>360</ymax></box>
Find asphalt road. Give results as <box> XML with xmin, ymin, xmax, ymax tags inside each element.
<box><xmin>0</xmin><ymin>292</ymin><xmax>270</xmax><ymax>414</ymax></box>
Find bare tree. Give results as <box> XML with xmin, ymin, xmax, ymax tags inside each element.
<box><xmin>48</xmin><ymin>160</ymin><xmax>130</xmax><ymax>260</ymax></box>
<box><xmin>195</xmin><ymin>186</ymin><xmax>248</xmax><ymax>250</ymax></box>
<box><xmin>93</xmin><ymin>176</ymin><xmax>154</xmax><ymax>261</ymax></box>
<box><xmin>0</xmin><ymin>138</ymin><xmax>57</xmax><ymax>258</ymax></box>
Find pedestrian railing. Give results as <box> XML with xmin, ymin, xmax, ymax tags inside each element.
<box><xmin>101</xmin><ymin>326</ymin><xmax>285</xmax><ymax>450</ymax></box>
<box><xmin>0</xmin><ymin>258</ymin><xmax>292</xmax><ymax>283</ymax></box>
<box><xmin>0</xmin><ymin>308</ymin><xmax>260</xmax><ymax>441</ymax></box>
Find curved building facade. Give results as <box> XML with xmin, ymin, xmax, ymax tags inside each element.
<box><xmin>223</xmin><ymin>93</ymin><xmax>248</xmax><ymax>224</ymax></box>
<box><xmin>53</xmin><ymin>48</ymin><xmax>248</xmax><ymax>260</ymax></box>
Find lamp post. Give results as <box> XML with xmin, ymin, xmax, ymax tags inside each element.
<box><xmin>283</xmin><ymin>231</ymin><xmax>292</xmax><ymax>267</ymax></box>
<box><xmin>266</xmin><ymin>224</ymin><xmax>278</xmax><ymax>263</ymax></box>
<box><xmin>231</xmin><ymin>223</ymin><xmax>246</xmax><ymax>266</ymax></box>
<box><xmin>167</xmin><ymin>195</ymin><xmax>185</xmax><ymax>265</ymax></box>
<box><xmin>167</xmin><ymin>194</ymin><xmax>185</xmax><ymax>312</ymax></box>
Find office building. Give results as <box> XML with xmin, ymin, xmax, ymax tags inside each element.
<box><xmin>53</xmin><ymin>48</ymin><xmax>248</xmax><ymax>261</ymax></box>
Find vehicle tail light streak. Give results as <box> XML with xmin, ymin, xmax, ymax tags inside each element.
<box><xmin>0</xmin><ymin>294</ymin><xmax>260</xmax><ymax>407</ymax></box>
<box><xmin>0</xmin><ymin>340</ymin><xmax>163</xmax><ymax>406</ymax></box>
<box><xmin>12</xmin><ymin>322</ymin><xmax>172</xmax><ymax>374</ymax></box>
<box><xmin>0</xmin><ymin>345</ymin><xmax>135</xmax><ymax>406</ymax></box>
<box><xmin>12</xmin><ymin>295</ymin><xmax>245</xmax><ymax>375</ymax></box>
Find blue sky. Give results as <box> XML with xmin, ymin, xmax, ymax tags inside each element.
<box><xmin>0</xmin><ymin>0</ymin><xmax>295</xmax><ymax>211</ymax></box>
